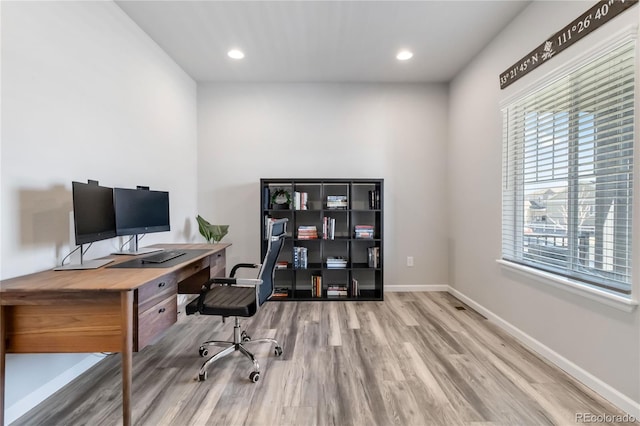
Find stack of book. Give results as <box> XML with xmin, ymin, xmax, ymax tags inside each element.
<box><xmin>367</xmin><ymin>247</ymin><xmax>380</xmax><ymax>268</ymax></box>
<box><xmin>271</xmin><ymin>287</ymin><xmax>289</xmax><ymax>298</ymax></box>
<box><xmin>293</xmin><ymin>247</ymin><xmax>308</xmax><ymax>269</ymax></box>
<box><xmin>293</xmin><ymin>191</ymin><xmax>308</xmax><ymax>210</ymax></box>
<box><xmin>326</xmin><ymin>256</ymin><xmax>347</xmax><ymax>269</ymax></box>
<box><xmin>368</xmin><ymin>189</ymin><xmax>381</xmax><ymax>209</ymax></box>
<box><xmin>326</xmin><ymin>195</ymin><xmax>348</xmax><ymax>209</ymax></box>
<box><xmin>322</xmin><ymin>216</ymin><xmax>336</xmax><ymax>240</ymax></box>
<box><xmin>311</xmin><ymin>274</ymin><xmax>322</xmax><ymax>297</ymax></box>
<box><xmin>297</xmin><ymin>225</ymin><xmax>318</xmax><ymax>239</ymax></box>
<box><xmin>276</xmin><ymin>261</ymin><xmax>289</xmax><ymax>269</ymax></box>
<box><xmin>327</xmin><ymin>285</ymin><xmax>348</xmax><ymax>298</ymax></box>
<box><xmin>354</xmin><ymin>225</ymin><xmax>374</xmax><ymax>239</ymax></box>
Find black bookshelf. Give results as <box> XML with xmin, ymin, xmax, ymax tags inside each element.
<box><xmin>261</xmin><ymin>178</ymin><xmax>383</xmax><ymax>301</ymax></box>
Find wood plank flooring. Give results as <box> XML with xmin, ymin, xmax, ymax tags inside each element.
<box><xmin>12</xmin><ymin>292</ymin><xmax>637</xmax><ymax>425</ymax></box>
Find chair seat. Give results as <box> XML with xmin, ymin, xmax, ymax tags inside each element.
<box><xmin>186</xmin><ymin>285</ymin><xmax>258</xmax><ymax>317</ymax></box>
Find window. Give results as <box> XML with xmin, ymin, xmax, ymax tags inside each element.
<box><xmin>502</xmin><ymin>41</ymin><xmax>635</xmax><ymax>296</ymax></box>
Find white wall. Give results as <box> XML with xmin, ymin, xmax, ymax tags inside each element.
<box><xmin>1</xmin><ymin>2</ymin><xmax>198</xmax><ymax>422</ymax></box>
<box><xmin>449</xmin><ymin>0</ymin><xmax>640</xmax><ymax>414</ymax></box>
<box><xmin>198</xmin><ymin>83</ymin><xmax>449</xmax><ymax>289</ymax></box>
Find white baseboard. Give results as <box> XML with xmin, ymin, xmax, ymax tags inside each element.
<box><xmin>447</xmin><ymin>286</ymin><xmax>640</xmax><ymax>419</ymax></box>
<box><xmin>5</xmin><ymin>354</ymin><xmax>107</xmax><ymax>425</ymax></box>
<box><xmin>386</xmin><ymin>284</ymin><xmax>449</xmax><ymax>292</ymax></box>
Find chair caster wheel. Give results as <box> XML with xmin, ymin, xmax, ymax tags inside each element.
<box><xmin>241</xmin><ymin>331</ymin><xmax>251</xmax><ymax>342</ymax></box>
<box><xmin>274</xmin><ymin>346</ymin><xmax>283</xmax><ymax>357</ymax></box>
<box><xmin>199</xmin><ymin>347</ymin><xmax>209</xmax><ymax>357</ymax></box>
<box><xmin>249</xmin><ymin>371</ymin><xmax>260</xmax><ymax>383</ymax></box>
<box><xmin>198</xmin><ymin>371</ymin><xmax>208</xmax><ymax>382</ymax></box>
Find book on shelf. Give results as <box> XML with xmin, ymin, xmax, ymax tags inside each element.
<box><xmin>293</xmin><ymin>246</ymin><xmax>308</xmax><ymax>269</ymax></box>
<box><xmin>322</xmin><ymin>216</ymin><xmax>336</xmax><ymax>240</ymax></box>
<box><xmin>276</xmin><ymin>261</ymin><xmax>289</xmax><ymax>269</ymax></box>
<box><xmin>326</xmin><ymin>195</ymin><xmax>348</xmax><ymax>209</ymax></box>
<box><xmin>327</xmin><ymin>284</ymin><xmax>348</xmax><ymax>297</ymax></box>
<box><xmin>293</xmin><ymin>191</ymin><xmax>308</xmax><ymax>210</ymax></box>
<box><xmin>350</xmin><ymin>278</ymin><xmax>360</xmax><ymax>297</ymax></box>
<box><xmin>367</xmin><ymin>247</ymin><xmax>380</xmax><ymax>268</ymax></box>
<box><xmin>263</xmin><ymin>187</ymin><xmax>271</xmax><ymax>210</ymax></box>
<box><xmin>311</xmin><ymin>274</ymin><xmax>322</xmax><ymax>298</ymax></box>
<box><xmin>297</xmin><ymin>225</ymin><xmax>318</xmax><ymax>239</ymax></box>
<box><xmin>368</xmin><ymin>189</ymin><xmax>381</xmax><ymax>209</ymax></box>
<box><xmin>326</xmin><ymin>256</ymin><xmax>348</xmax><ymax>269</ymax></box>
<box><xmin>272</xmin><ymin>287</ymin><xmax>290</xmax><ymax>298</ymax></box>
<box><xmin>354</xmin><ymin>224</ymin><xmax>375</xmax><ymax>239</ymax></box>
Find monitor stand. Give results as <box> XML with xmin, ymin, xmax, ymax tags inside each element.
<box><xmin>54</xmin><ymin>258</ymin><xmax>114</xmax><ymax>270</ymax></box>
<box><xmin>112</xmin><ymin>234</ymin><xmax>163</xmax><ymax>256</ymax></box>
<box><xmin>54</xmin><ymin>244</ymin><xmax>114</xmax><ymax>270</ymax></box>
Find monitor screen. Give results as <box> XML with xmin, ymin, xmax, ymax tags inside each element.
<box><xmin>72</xmin><ymin>181</ymin><xmax>117</xmax><ymax>245</ymax></box>
<box><xmin>114</xmin><ymin>187</ymin><xmax>170</xmax><ymax>236</ymax></box>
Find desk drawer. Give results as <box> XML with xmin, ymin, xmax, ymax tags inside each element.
<box><xmin>138</xmin><ymin>275</ymin><xmax>177</xmax><ymax>313</ymax></box>
<box><xmin>175</xmin><ymin>256</ymin><xmax>209</xmax><ymax>283</ymax></box>
<box><xmin>136</xmin><ymin>295</ymin><xmax>177</xmax><ymax>350</ymax></box>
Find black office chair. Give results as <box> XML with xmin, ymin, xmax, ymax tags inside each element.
<box><xmin>186</xmin><ymin>218</ymin><xmax>288</xmax><ymax>383</ymax></box>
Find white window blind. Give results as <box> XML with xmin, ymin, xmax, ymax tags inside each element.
<box><xmin>502</xmin><ymin>40</ymin><xmax>635</xmax><ymax>296</ymax></box>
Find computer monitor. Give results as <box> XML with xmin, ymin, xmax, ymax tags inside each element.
<box><xmin>112</xmin><ymin>187</ymin><xmax>170</xmax><ymax>254</ymax></box>
<box><xmin>55</xmin><ymin>180</ymin><xmax>117</xmax><ymax>270</ymax></box>
<box><xmin>72</xmin><ymin>180</ymin><xmax>117</xmax><ymax>245</ymax></box>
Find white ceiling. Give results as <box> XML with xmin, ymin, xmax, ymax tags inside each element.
<box><xmin>116</xmin><ymin>0</ymin><xmax>530</xmax><ymax>83</ymax></box>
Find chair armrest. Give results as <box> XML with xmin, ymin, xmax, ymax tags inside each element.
<box><xmin>230</xmin><ymin>263</ymin><xmax>260</xmax><ymax>277</ymax></box>
<box><xmin>210</xmin><ymin>277</ymin><xmax>238</xmax><ymax>285</ymax></box>
<box><xmin>235</xmin><ymin>278</ymin><xmax>263</xmax><ymax>286</ymax></box>
<box><xmin>209</xmin><ymin>277</ymin><xmax>263</xmax><ymax>286</ymax></box>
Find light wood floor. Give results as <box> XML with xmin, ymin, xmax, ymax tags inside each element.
<box><xmin>13</xmin><ymin>292</ymin><xmax>636</xmax><ymax>426</ymax></box>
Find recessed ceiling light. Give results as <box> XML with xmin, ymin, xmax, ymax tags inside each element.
<box><xmin>396</xmin><ymin>50</ymin><xmax>413</xmax><ymax>61</ymax></box>
<box><xmin>227</xmin><ymin>49</ymin><xmax>245</xmax><ymax>59</ymax></box>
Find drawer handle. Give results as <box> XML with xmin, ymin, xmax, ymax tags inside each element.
<box><xmin>158</xmin><ymin>307</ymin><xmax>166</xmax><ymax>314</ymax></box>
<box><xmin>217</xmin><ymin>254</ymin><xmax>222</xmax><ymax>257</ymax></box>
<box><xmin>158</xmin><ymin>282</ymin><xmax>166</xmax><ymax>288</ymax></box>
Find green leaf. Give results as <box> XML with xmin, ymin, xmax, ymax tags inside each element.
<box><xmin>208</xmin><ymin>224</ymin><xmax>229</xmax><ymax>243</ymax></box>
<box><xmin>196</xmin><ymin>215</ymin><xmax>213</xmax><ymax>243</ymax></box>
<box><xmin>196</xmin><ymin>215</ymin><xmax>229</xmax><ymax>243</ymax></box>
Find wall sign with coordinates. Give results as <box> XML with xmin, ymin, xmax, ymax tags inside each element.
<box><xmin>499</xmin><ymin>0</ymin><xmax>638</xmax><ymax>90</ymax></box>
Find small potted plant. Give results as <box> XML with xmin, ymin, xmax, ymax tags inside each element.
<box><xmin>271</xmin><ymin>188</ymin><xmax>291</xmax><ymax>210</ymax></box>
<box><xmin>196</xmin><ymin>215</ymin><xmax>229</xmax><ymax>243</ymax></box>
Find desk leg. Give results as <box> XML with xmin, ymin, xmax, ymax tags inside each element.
<box><xmin>121</xmin><ymin>291</ymin><xmax>133</xmax><ymax>426</ymax></box>
<box><xmin>1</xmin><ymin>304</ymin><xmax>5</xmax><ymax>426</ymax></box>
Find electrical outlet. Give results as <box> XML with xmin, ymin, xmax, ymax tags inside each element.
<box><xmin>407</xmin><ymin>256</ymin><xmax>414</xmax><ymax>267</ymax></box>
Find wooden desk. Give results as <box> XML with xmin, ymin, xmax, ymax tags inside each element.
<box><xmin>0</xmin><ymin>243</ymin><xmax>229</xmax><ymax>426</ymax></box>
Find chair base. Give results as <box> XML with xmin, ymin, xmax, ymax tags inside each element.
<box><xmin>196</xmin><ymin>317</ymin><xmax>282</xmax><ymax>383</ymax></box>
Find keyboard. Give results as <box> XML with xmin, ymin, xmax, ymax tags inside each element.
<box><xmin>141</xmin><ymin>250</ymin><xmax>186</xmax><ymax>264</ymax></box>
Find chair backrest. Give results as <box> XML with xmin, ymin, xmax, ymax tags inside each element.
<box><xmin>256</xmin><ymin>218</ymin><xmax>288</xmax><ymax>305</ymax></box>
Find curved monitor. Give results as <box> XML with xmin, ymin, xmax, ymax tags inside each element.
<box><xmin>72</xmin><ymin>181</ymin><xmax>117</xmax><ymax>245</ymax></box>
<box><xmin>114</xmin><ymin>187</ymin><xmax>170</xmax><ymax>236</ymax></box>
